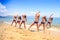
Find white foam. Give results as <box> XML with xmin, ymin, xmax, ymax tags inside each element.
<box><xmin>4</xmin><ymin>22</ymin><xmax>11</xmax><ymax>24</ymax></box>
<box><xmin>47</xmin><ymin>28</ymin><xmax>60</xmax><ymax>32</ymax></box>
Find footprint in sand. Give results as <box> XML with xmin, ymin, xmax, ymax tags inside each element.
<box><xmin>42</xmin><ymin>38</ymin><xmax>50</xmax><ymax>40</ymax></box>
<box><xmin>10</xmin><ymin>37</ymin><xmax>14</xmax><ymax>39</ymax></box>
<box><xmin>42</xmin><ymin>37</ymin><xmax>46</xmax><ymax>39</ymax></box>
<box><xmin>47</xmin><ymin>39</ymin><xmax>50</xmax><ymax>40</ymax></box>
<box><xmin>28</xmin><ymin>29</ymin><xmax>36</xmax><ymax>32</ymax></box>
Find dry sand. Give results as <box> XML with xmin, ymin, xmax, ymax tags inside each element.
<box><xmin>0</xmin><ymin>23</ymin><xmax>60</xmax><ymax>40</ymax></box>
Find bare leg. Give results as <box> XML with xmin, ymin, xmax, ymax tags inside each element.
<box><xmin>46</xmin><ymin>23</ymin><xmax>50</xmax><ymax>29</ymax></box>
<box><xmin>11</xmin><ymin>21</ymin><xmax>16</xmax><ymax>27</ymax></box>
<box><xmin>19</xmin><ymin>22</ymin><xmax>22</xmax><ymax>28</ymax></box>
<box><xmin>24</xmin><ymin>22</ymin><xmax>26</xmax><ymax>29</ymax></box>
<box><xmin>49</xmin><ymin>23</ymin><xmax>51</xmax><ymax>28</ymax></box>
<box><xmin>28</xmin><ymin>23</ymin><xmax>35</xmax><ymax>30</ymax></box>
<box><xmin>17</xmin><ymin>22</ymin><xmax>20</xmax><ymax>28</ymax></box>
<box><xmin>15</xmin><ymin>21</ymin><xmax>16</xmax><ymax>27</ymax></box>
<box><xmin>43</xmin><ymin>24</ymin><xmax>45</xmax><ymax>31</ymax></box>
<box><xmin>19</xmin><ymin>22</ymin><xmax>21</xmax><ymax>28</ymax></box>
<box><xmin>39</xmin><ymin>23</ymin><xmax>41</xmax><ymax>28</ymax></box>
<box><xmin>36</xmin><ymin>23</ymin><xmax>39</xmax><ymax>31</ymax></box>
<box><xmin>11</xmin><ymin>21</ymin><xmax>13</xmax><ymax>26</ymax></box>
<box><xmin>46</xmin><ymin>23</ymin><xmax>48</xmax><ymax>27</ymax></box>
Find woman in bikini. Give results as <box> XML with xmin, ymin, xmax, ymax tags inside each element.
<box><xmin>20</xmin><ymin>14</ymin><xmax>27</xmax><ymax>29</ymax></box>
<box><xmin>28</xmin><ymin>11</ymin><xmax>40</xmax><ymax>31</ymax></box>
<box><xmin>39</xmin><ymin>16</ymin><xmax>47</xmax><ymax>31</ymax></box>
<box><xmin>16</xmin><ymin>16</ymin><xmax>21</xmax><ymax>28</ymax></box>
<box><xmin>46</xmin><ymin>14</ymin><xmax>53</xmax><ymax>28</ymax></box>
<box><xmin>11</xmin><ymin>16</ymin><xmax>17</xmax><ymax>27</ymax></box>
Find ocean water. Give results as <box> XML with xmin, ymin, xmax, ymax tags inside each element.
<box><xmin>0</xmin><ymin>16</ymin><xmax>60</xmax><ymax>27</ymax></box>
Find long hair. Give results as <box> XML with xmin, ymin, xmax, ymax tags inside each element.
<box><xmin>43</xmin><ymin>16</ymin><xmax>47</xmax><ymax>21</ymax></box>
<box><xmin>51</xmin><ymin>18</ymin><xmax>53</xmax><ymax>21</ymax></box>
<box><xmin>14</xmin><ymin>16</ymin><xmax>17</xmax><ymax>18</ymax></box>
<box><xmin>18</xmin><ymin>16</ymin><xmax>21</xmax><ymax>20</ymax></box>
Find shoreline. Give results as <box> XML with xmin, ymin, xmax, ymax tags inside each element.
<box><xmin>0</xmin><ymin>21</ymin><xmax>60</xmax><ymax>31</ymax></box>
<box><xmin>3</xmin><ymin>21</ymin><xmax>60</xmax><ymax>28</ymax></box>
<box><xmin>1</xmin><ymin>21</ymin><xmax>60</xmax><ymax>32</ymax></box>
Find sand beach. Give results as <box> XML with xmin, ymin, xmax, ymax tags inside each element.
<box><xmin>0</xmin><ymin>22</ymin><xmax>60</xmax><ymax>40</ymax></box>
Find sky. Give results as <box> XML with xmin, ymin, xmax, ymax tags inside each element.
<box><xmin>0</xmin><ymin>0</ymin><xmax>60</xmax><ymax>17</ymax></box>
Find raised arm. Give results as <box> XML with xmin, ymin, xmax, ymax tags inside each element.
<box><xmin>50</xmin><ymin>13</ymin><xmax>53</xmax><ymax>18</ymax></box>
